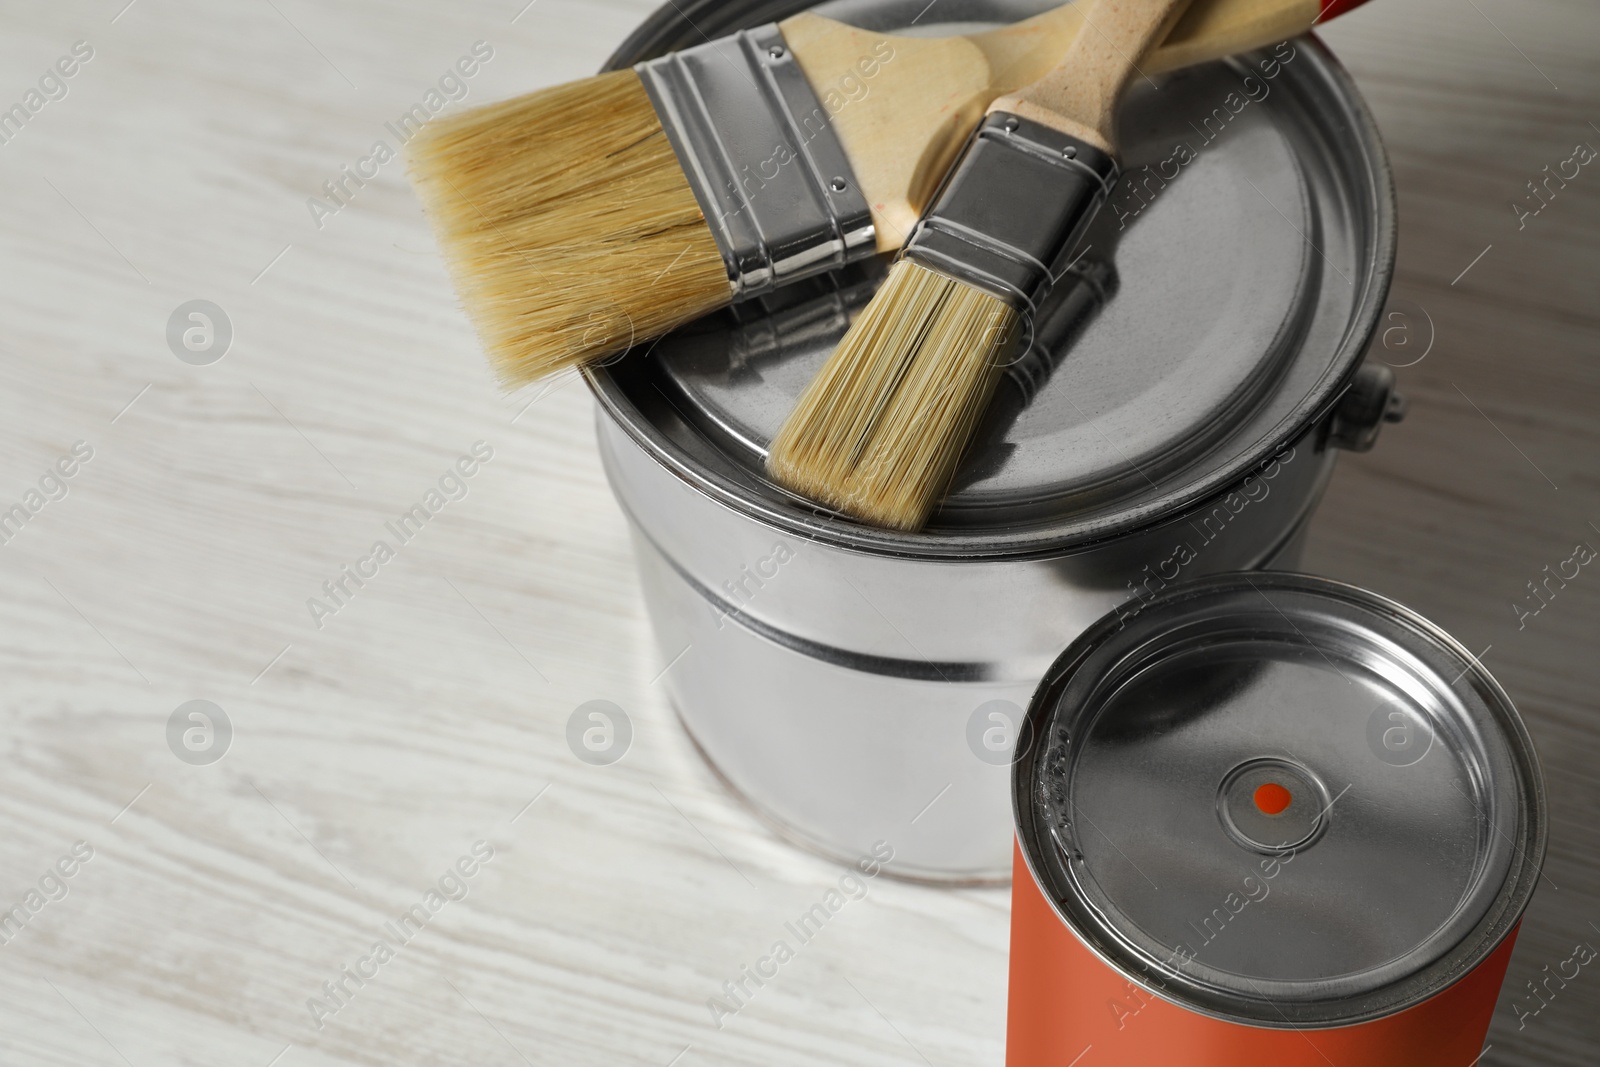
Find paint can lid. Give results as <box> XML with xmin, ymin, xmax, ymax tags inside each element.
<box><xmin>1012</xmin><ymin>573</ymin><xmax>1546</xmax><ymax>1026</ymax></box>
<box><xmin>589</xmin><ymin>1</ymin><xmax>1395</xmax><ymax>558</ymax></box>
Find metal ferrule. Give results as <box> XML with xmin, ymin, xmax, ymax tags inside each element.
<box><xmin>904</xmin><ymin>112</ymin><xmax>1118</xmax><ymax>314</ymax></box>
<box><xmin>636</xmin><ymin>25</ymin><xmax>877</xmax><ymax>301</ymax></box>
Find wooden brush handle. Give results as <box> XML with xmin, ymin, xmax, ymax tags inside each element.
<box><xmin>781</xmin><ymin>0</ymin><xmax>1345</xmax><ymax>248</ymax></box>
<box><xmin>990</xmin><ymin>0</ymin><xmax>1198</xmax><ymax>153</ymax></box>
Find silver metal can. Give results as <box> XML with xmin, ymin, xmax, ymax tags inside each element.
<box><xmin>591</xmin><ymin>0</ymin><xmax>1399</xmax><ymax>882</ymax></box>
<box><xmin>1009</xmin><ymin>572</ymin><xmax>1545</xmax><ymax>1064</ymax></box>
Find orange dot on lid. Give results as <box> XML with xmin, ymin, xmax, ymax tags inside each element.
<box><xmin>1254</xmin><ymin>782</ymin><xmax>1293</xmax><ymax>816</ymax></box>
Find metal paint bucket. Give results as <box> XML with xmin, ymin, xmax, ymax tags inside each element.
<box><xmin>592</xmin><ymin>0</ymin><xmax>1399</xmax><ymax>882</ymax></box>
<box><xmin>1008</xmin><ymin>573</ymin><xmax>1546</xmax><ymax>1065</ymax></box>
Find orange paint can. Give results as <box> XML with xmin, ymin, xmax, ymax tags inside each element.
<box><xmin>1008</xmin><ymin>574</ymin><xmax>1546</xmax><ymax>1066</ymax></box>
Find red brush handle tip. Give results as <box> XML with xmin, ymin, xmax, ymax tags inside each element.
<box><xmin>1319</xmin><ymin>0</ymin><xmax>1373</xmax><ymax>21</ymax></box>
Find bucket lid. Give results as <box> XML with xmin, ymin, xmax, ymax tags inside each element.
<box><xmin>590</xmin><ymin>3</ymin><xmax>1394</xmax><ymax>558</ymax></box>
<box><xmin>1012</xmin><ymin>573</ymin><xmax>1546</xmax><ymax>1027</ymax></box>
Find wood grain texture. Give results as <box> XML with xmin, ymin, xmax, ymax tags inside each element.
<box><xmin>990</xmin><ymin>0</ymin><xmax>1195</xmax><ymax>149</ymax></box>
<box><xmin>0</xmin><ymin>1</ymin><xmax>1593</xmax><ymax>1066</ymax></box>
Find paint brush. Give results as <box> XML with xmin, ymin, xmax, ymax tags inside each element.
<box><xmin>406</xmin><ymin>0</ymin><xmax>1366</xmax><ymax>387</ymax></box>
<box><xmin>766</xmin><ymin>0</ymin><xmax>1327</xmax><ymax>531</ymax></box>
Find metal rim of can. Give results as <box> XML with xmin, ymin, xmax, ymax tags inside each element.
<box><xmin>589</xmin><ymin>2</ymin><xmax>1398</xmax><ymax>562</ymax></box>
<box><xmin>1011</xmin><ymin>572</ymin><xmax>1548</xmax><ymax>1028</ymax></box>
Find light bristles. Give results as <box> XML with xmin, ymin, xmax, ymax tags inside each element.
<box><xmin>406</xmin><ymin>69</ymin><xmax>729</xmax><ymax>387</ymax></box>
<box><xmin>766</xmin><ymin>259</ymin><xmax>1020</xmax><ymax>531</ymax></box>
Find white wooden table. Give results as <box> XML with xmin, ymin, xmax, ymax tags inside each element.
<box><xmin>0</xmin><ymin>1</ymin><xmax>1594</xmax><ymax>1064</ymax></box>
